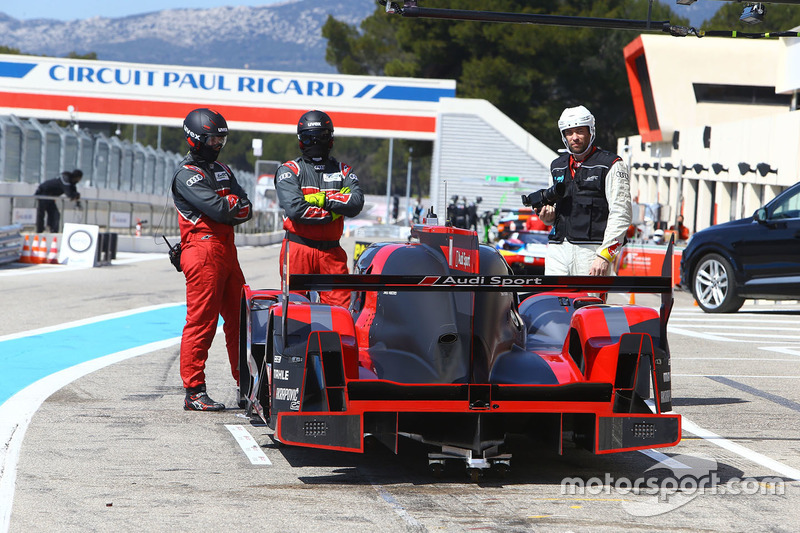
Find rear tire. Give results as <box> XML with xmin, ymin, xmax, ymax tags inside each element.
<box><xmin>692</xmin><ymin>253</ymin><xmax>744</xmax><ymax>313</ymax></box>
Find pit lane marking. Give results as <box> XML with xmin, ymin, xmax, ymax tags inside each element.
<box><xmin>760</xmin><ymin>346</ymin><xmax>800</xmax><ymax>357</ymax></box>
<box><xmin>672</xmin><ymin>325</ymin><xmax>800</xmax><ymax>332</ymax></box>
<box><xmin>680</xmin><ymin>416</ymin><xmax>800</xmax><ymax>482</ymax></box>
<box><xmin>638</xmin><ymin>449</ymin><xmax>693</xmax><ymax>470</ymax></box>
<box><xmin>225</xmin><ymin>425</ymin><xmax>271</xmax><ymax>465</ymax></box>
<box><xmin>0</xmin><ymin>336</ymin><xmax>182</xmax><ymax>533</ymax></box>
<box><xmin>681</xmin><ymin>357</ymin><xmax>800</xmax><ymax>362</ymax></box>
<box><xmin>668</xmin><ymin>326</ymin><xmax>800</xmax><ymax>343</ymax></box>
<box><xmin>675</xmin><ymin>374</ymin><xmax>800</xmax><ymax>378</ymax></box>
<box><xmin>369</xmin><ymin>482</ymin><xmax>425</xmax><ymax>531</ymax></box>
<box><xmin>670</xmin><ymin>314</ymin><xmax>800</xmax><ymax>324</ymax></box>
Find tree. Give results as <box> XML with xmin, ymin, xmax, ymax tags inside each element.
<box><xmin>324</xmin><ymin>0</ymin><xmax>689</xmax><ymax>152</ymax></box>
<box><xmin>702</xmin><ymin>4</ymin><xmax>800</xmax><ymax>32</ymax></box>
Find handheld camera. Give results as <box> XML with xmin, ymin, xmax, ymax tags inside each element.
<box><xmin>521</xmin><ymin>182</ymin><xmax>566</xmax><ymax>210</ymax></box>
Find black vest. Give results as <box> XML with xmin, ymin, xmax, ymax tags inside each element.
<box><xmin>549</xmin><ymin>148</ymin><xmax>620</xmax><ymax>244</ymax></box>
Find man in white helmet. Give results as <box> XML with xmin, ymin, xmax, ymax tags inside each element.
<box><xmin>536</xmin><ymin>105</ymin><xmax>631</xmax><ymax>276</ymax></box>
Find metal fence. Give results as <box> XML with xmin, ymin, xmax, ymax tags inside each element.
<box><xmin>0</xmin><ymin>193</ymin><xmax>283</xmax><ymax>236</ymax></box>
<box><xmin>0</xmin><ymin>114</ymin><xmax>275</xmax><ymax>235</ymax></box>
<box><xmin>0</xmin><ymin>114</ymin><xmax>255</xmax><ymax>202</ymax></box>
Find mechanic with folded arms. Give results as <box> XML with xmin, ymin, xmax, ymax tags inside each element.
<box><xmin>275</xmin><ymin>110</ymin><xmax>364</xmax><ymax>307</ymax></box>
<box><xmin>536</xmin><ymin>105</ymin><xmax>632</xmax><ymax>276</ymax></box>
<box><xmin>172</xmin><ymin>108</ymin><xmax>252</xmax><ymax>411</ymax></box>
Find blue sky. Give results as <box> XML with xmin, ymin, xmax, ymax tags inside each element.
<box><xmin>2</xmin><ymin>0</ymin><xmax>293</xmax><ymax>21</ymax></box>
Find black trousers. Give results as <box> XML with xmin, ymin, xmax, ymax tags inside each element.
<box><xmin>35</xmin><ymin>199</ymin><xmax>59</xmax><ymax>233</ymax></box>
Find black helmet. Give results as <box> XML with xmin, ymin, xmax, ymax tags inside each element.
<box><xmin>297</xmin><ymin>110</ymin><xmax>334</xmax><ymax>161</ymax></box>
<box><xmin>183</xmin><ymin>108</ymin><xmax>228</xmax><ymax>162</ymax></box>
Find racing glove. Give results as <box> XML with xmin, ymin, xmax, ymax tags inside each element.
<box><xmin>323</xmin><ymin>187</ymin><xmax>350</xmax><ymax>199</ymax></box>
<box><xmin>226</xmin><ymin>195</ymin><xmax>251</xmax><ymax>221</ymax></box>
<box><xmin>235</xmin><ymin>197</ymin><xmax>251</xmax><ymax>221</ymax></box>
<box><xmin>304</xmin><ymin>192</ymin><xmax>326</xmax><ymax>208</ymax></box>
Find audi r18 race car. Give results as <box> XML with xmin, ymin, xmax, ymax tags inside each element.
<box><xmin>238</xmin><ymin>224</ymin><xmax>680</xmax><ymax>477</ymax></box>
<box><xmin>495</xmin><ymin>230</ymin><xmax>549</xmax><ymax>275</ymax></box>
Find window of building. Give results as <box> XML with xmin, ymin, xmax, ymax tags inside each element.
<box><xmin>693</xmin><ymin>84</ymin><xmax>791</xmax><ymax>107</ymax></box>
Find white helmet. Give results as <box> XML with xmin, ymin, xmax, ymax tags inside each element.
<box><xmin>558</xmin><ymin>105</ymin><xmax>596</xmax><ymax>156</ymax></box>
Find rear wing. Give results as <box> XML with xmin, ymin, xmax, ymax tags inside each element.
<box><xmin>287</xmin><ymin>236</ymin><xmax>676</xmax><ymax>340</ymax></box>
<box><xmin>289</xmin><ymin>273</ymin><xmax>671</xmax><ymax>294</ymax></box>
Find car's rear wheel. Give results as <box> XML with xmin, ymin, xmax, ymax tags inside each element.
<box><xmin>692</xmin><ymin>253</ymin><xmax>745</xmax><ymax>313</ymax></box>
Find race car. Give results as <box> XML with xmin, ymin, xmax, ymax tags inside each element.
<box><xmin>238</xmin><ymin>224</ymin><xmax>680</xmax><ymax>478</ymax></box>
<box><xmin>495</xmin><ymin>208</ymin><xmax>549</xmax><ymax>239</ymax></box>
<box><xmin>495</xmin><ymin>208</ymin><xmax>532</xmax><ymax>239</ymax></box>
<box><xmin>495</xmin><ymin>230</ymin><xmax>549</xmax><ymax>274</ymax></box>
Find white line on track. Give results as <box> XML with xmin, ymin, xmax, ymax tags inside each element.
<box><xmin>670</xmin><ymin>325</ymin><xmax>800</xmax><ymax>331</ymax></box>
<box><xmin>369</xmin><ymin>482</ymin><xmax>425</xmax><ymax>531</ymax></box>
<box><xmin>682</xmin><ymin>332</ymin><xmax>800</xmax><ymax>339</ymax></box>
<box><xmin>638</xmin><ymin>449</ymin><xmax>693</xmax><ymax>470</ymax></box>
<box><xmin>680</xmin><ymin>358</ymin><xmax>800</xmax><ymax>362</ymax></box>
<box><xmin>0</xmin><ymin>335</ymin><xmax>182</xmax><ymax>533</ymax></box>
<box><xmin>668</xmin><ymin>326</ymin><xmax>800</xmax><ymax>343</ymax></box>
<box><xmin>680</xmin><ymin>416</ymin><xmax>800</xmax><ymax>482</ymax></box>
<box><xmin>760</xmin><ymin>346</ymin><xmax>800</xmax><ymax>357</ymax></box>
<box><xmin>0</xmin><ymin>302</ymin><xmax>184</xmax><ymax>342</ymax></box>
<box><xmin>225</xmin><ymin>425</ymin><xmax>271</xmax><ymax>465</ymax></box>
<box><xmin>674</xmin><ymin>374</ymin><xmax>800</xmax><ymax>379</ymax></box>
<box><xmin>671</xmin><ymin>317</ymin><xmax>800</xmax><ymax>325</ymax></box>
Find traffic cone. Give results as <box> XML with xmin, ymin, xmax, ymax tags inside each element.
<box><xmin>30</xmin><ymin>235</ymin><xmax>43</xmax><ymax>264</ymax></box>
<box><xmin>36</xmin><ymin>236</ymin><xmax>49</xmax><ymax>264</ymax></box>
<box><xmin>19</xmin><ymin>235</ymin><xmax>32</xmax><ymax>263</ymax></box>
<box><xmin>628</xmin><ymin>293</ymin><xmax>636</xmax><ymax>305</ymax></box>
<box><xmin>47</xmin><ymin>236</ymin><xmax>60</xmax><ymax>264</ymax></box>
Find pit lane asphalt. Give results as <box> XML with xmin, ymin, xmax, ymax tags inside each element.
<box><xmin>3</xmin><ymin>240</ymin><xmax>800</xmax><ymax>533</ymax></box>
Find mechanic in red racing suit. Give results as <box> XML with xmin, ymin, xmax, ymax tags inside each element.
<box><xmin>275</xmin><ymin>110</ymin><xmax>364</xmax><ymax>307</ymax></box>
<box><xmin>172</xmin><ymin>108</ymin><xmax>252</xmax><ymax>411</ymax></box>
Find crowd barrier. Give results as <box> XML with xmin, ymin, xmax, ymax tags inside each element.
<box><xmin>0</xmin><ymin>224</ymin><xmax>22</xmax><ymax>264</ymax></box>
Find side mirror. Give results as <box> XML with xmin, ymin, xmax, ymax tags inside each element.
<box><xmin>753</xmin><ymin>207</ymin><xmax>767</xmax><ymax>223</ymax></box>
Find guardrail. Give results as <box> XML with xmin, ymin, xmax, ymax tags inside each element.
<box><xmin>0</xmin><ymin>193</ymin><xmax>283</xmax><ymax>236</ymax></box>
<box><xmin>0</xmin><ymin>224</ymin><xmax>22</xmax><ymax>264</ymax></box>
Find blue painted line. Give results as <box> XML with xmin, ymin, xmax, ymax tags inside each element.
<box><xmin>0</xmin><ymin>61</ymin><xmax>36</xmax><ymax>78</ymax></box>
<box><xmin>372</xmin><ymin>85</ymin><xmax>456</xmax><ymax>102</ymax></box>
<box><xmin>0</xmin><ymin>305</ymin><xmax>188</xmax><ymax>405</ymax></box>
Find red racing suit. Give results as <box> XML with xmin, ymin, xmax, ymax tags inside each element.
<box><xmin>172</xmin><ymin>154</ymin><xmax>252</xmax><ymax>389</ymax></box>
<box><xmin>275</xmin><ymin>156</ymin><xmax>364</xmax><ymax>307</ymax></box>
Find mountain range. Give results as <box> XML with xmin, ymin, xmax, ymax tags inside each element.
<box><xmin>0</xmin><ymin>0</ymin><xmax>720</xmax><ymax>75</ymax></box>
<box><xmin>0</xmin><ymin>0</ymin><xmax>376</xmax><ymax>73</ymax></box>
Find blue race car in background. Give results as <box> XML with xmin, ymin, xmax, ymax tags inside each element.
<box><xmin>496</xmin><ymin>230</ymin><xmax>549</xmax><ymax>274</ymax></box>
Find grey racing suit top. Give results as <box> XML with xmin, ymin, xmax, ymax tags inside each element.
<box><xmin>275</xmin><ymin>156</ymin><xmax>364</xmax><ymax>243</ymax></box>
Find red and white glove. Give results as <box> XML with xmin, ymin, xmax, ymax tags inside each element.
<box><xmin>226</xmin><ymin>195</ymin><xmax>251</xmax><ymax>220</ymax></box>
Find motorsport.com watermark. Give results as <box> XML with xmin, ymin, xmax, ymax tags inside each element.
<box><xmin>562</xmin><ymin>472</ymin><xmax>785</xmax><ymax>498</ymax></box>
<box><xmin>560</xmin><ymin>454</ymin><xmax>786</xmax><ymax>516</ymax></box>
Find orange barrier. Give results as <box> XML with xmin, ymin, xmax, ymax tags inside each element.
<box><xmin>618</xmin><ymin>243</ymin><xmax>683</xmax><ymax>286</ymax></box>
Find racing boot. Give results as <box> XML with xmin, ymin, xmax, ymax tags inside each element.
<box><xmin>184</xmin><ymin>385</ymin><xmax>225</xmax><ymax>411</ymax></box>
